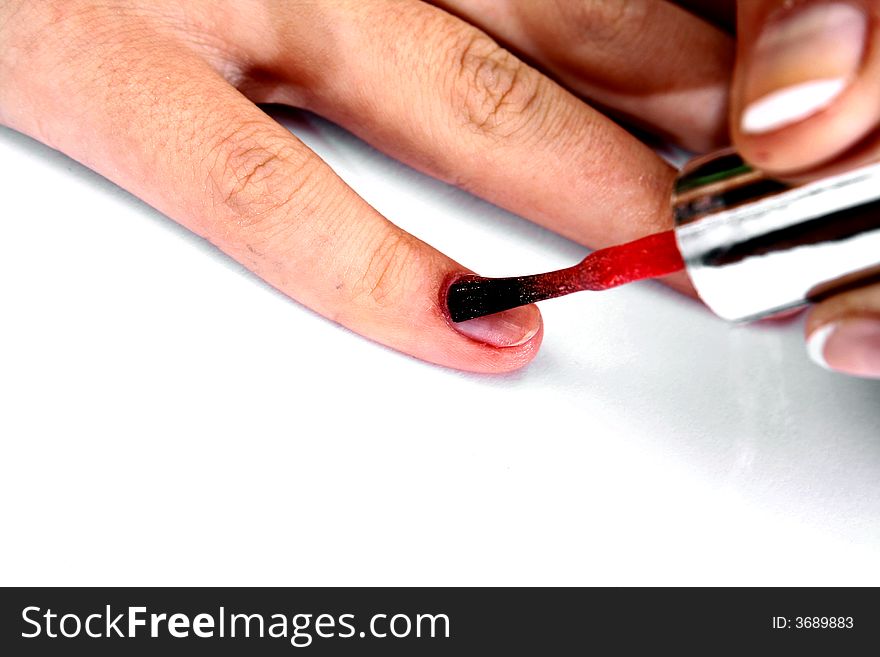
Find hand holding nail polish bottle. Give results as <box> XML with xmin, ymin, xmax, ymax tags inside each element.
<box><xmin>733</xmin><ymin>0</ymin><xmax>880</xmax><ymax>379</ymax></box>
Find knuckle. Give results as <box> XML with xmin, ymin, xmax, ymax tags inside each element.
<box><xmin>448</xmin><ymin>31</ymin><xmax>543</xmax><ymax>140</ymax></box>
<box><xmin>206</xmin><ymin>121</ymin><xmax>319</xmax><ymax>233</ymax></box>
<box><xmin>352</xmin><ymin>232</ymin><xmax>418</xmax><ymax>307</ymax></box>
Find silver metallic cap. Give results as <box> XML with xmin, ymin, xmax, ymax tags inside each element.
<box><xmin>672</xmin><ymin>148</ymin><xmax>880</xmax><ymax>322</ymax></box>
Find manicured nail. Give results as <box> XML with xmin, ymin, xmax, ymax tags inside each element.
<box><xmin>807</xmin><ymin>319</ymin><xmax>880</xmax><ymax>379</ymax></box>
<box><xmin>740</xmin><ymin>2</ymin><xmax>867</xmax><ymax>134</ymax></box>
<box><xmin>452</xmin><ymin>304</ymin><xmax>540</xmax><ymax>347</ymax></box>
<box><xmin>806</xmin><ymin>322</ymin><xmax>837</xmax><ymax>369</ymax></box>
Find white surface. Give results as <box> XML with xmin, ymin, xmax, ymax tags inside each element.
<box><xmin>1</xmin><ymin>110</ymin><xmax>879</xmax><ymax>586</ymax></box>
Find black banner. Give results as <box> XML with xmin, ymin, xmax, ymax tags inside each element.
<box><xmin>0</xmin><ymin>587</ymin><xmax>875</xmax><ymax>654</ymax></box>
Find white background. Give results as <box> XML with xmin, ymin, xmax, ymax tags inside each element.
<box><xmin>1</xmin><ymin>110</ymin><xmax>878</xmax><ymax>586</ymax></box>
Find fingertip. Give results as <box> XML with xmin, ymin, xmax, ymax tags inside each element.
<box><xmin>732</xmin><ymin>0</ymin><xmax>876</xmax><ymax>173</ymax></box>
<box><xmin>732</xmin><ymin>89</ymin><xmax>874</xmax><ymax>173</ymax></box>
<box><xmin>451</xmin><ymin>304</ymin><xmax>542</xmax><ymax>349</ymax></box>
<box><xmin>806</xmin><ymin>321</ymin><xmax>835</xmax><ymax>370</ymax></box>
<box><xmin>805</xmin><ymin>287</ymin><xmax>880</xmax><ymax>379</ymax></box>
<box><xmin>443</xmin><ymin>304</ymin><xmax>544</xmax><ymax>374</ymax></box>
<box><xmin>806</xmin><ymin>317</ymin><xmax>880</xmax><ymax>379</ymax></box>
<box><xmin>428</xmin><ymin>271</ymin><xmax>544</xmax><ymax>372</ymax></box>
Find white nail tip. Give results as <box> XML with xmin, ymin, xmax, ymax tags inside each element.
<box><xmin>807</xmin><ymin>323</ymin><xmax>837</xmax><ymax>370</ymax></box>
<box><xmin>741</xmin><ymin>78</ymin><xmax>848</xmax><ymax>134</ymax></box>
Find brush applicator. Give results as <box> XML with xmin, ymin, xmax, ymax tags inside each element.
<box><xmin>447</xmin><ymin>231</ymin><xmax>684</xmax><ymax>322</ymax></box>
<box><xmin>448</xmin><ymin>149</ymin><xmax>880</xmax><ymax>324</ymax></box>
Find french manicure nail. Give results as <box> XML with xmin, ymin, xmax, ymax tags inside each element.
<box><xmin>806</xmin><ymin>322</ymin><xmax>837</xmax><ymax>369</ymax></box>
<box><xmin>807</xmin><ymin>319</ymin><xmax>880</xmax><ymax>379</ymax></box>
<box><xmin>740</xmin><ymin>2</ymin><xmax>867</xmax><ymax>134</ymax></box>
<box><xmin>452</xmin><ymin>304</ymin><xmax>540</xmax><ymax>348</ymax></box>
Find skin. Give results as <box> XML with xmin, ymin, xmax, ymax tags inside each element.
<box><xmin>0</xmin><ymin>0</ymin><xmax>872</xmax><ymax>375</ymax></box>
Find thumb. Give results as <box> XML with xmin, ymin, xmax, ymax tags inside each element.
<box><xmin>732</xmin><ymin>0</ymin><xmax>880</xmax><ymax>173</ymax></box>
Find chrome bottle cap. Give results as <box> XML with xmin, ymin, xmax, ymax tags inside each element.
<box><xmin>672</xmin><ymin>149</ymin><xmax>880</xmax><ymax>322</ymax></box>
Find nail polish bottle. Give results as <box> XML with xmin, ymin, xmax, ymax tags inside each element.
<box><xmin>673</xmin><ymin>148</ymin><xmax>880</xmax><ymax>321</ymax></box>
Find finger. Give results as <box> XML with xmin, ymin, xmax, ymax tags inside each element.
<box><xmin>732</xmin><ymin>0</ymin><xmax>880</xmax><ymax>174</ymax></box>
<box><xmin>805</xmin><ymin>284</ymin><xmax>880</xmax><ymax>379</ymax></box>
<box><xmin>232</xmin><ymin>0</ymin><xmax>681</xmax><ymax>255</ymax></box>
<box><xmin>2</xmin><ymin>7</ymin><xmax>542</xmax><ymax>373</ymax></box>
<box><xmin>431</xmin><ymin>0</ymin><xmax>734</xmax><ymax>152</ymax></box>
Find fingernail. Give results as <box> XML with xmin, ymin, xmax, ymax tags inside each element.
<box><xmin>452</xmin><ymin>304</ymin><xmax>540</xmax><ymax>348</ymax></box>
<box><xmin>807</xmin><ymin>319</ymin><xmax>880</xmax><ymax>379</ymax></box>
<box><xmin>740</xmin><ymin>2</ymin><xmax>867</xmax><ymax>134</ymax></box>
<box><xmin>806</xmin><ymin>322</ymin><xmax>837</xmax><ymax>369</ymax></box>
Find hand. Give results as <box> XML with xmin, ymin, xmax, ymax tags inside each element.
<box><xmin>731</xmin><ymin>0</ymin><xmax>880</xmax><ymax>379</ymax></box>
<box><xmin>0</xmin><ymin>0</ymin><xmax>732</xmax><ymax>372</ymax></box>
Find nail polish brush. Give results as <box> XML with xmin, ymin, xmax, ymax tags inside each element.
<box><xmin>448</xmin><ymin>149</ymin><xmax>880</xmax><ymax>324</ymax></box>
